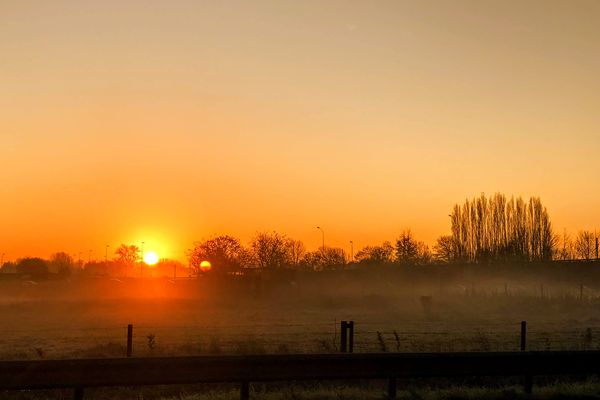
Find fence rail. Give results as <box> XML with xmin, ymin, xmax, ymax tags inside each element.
<box><xmin>3</xmin><ymin>351</ymin><xmax>600</xmax><ymax>399</ymax></box>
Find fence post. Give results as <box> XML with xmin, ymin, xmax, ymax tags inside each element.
<box><xmin>388</xmin><ymin>378</ymin><xmax>397</xmax><ymax>400</ymax></box>
<box><xmin>340</xmin><ymin>321</ymin><xmax>348</xmax><ymax>353</ymax></box>
<box><xmin>520</xmin><ymin>321</ymin><xmax>526</xmax><ymax>351</ymax></box>
<box><xmin>348</xmin><ymin>321</ymin><xmax>354</xmax><ymax>353</ymax></box>
<box><xmin>520</xmin><ymin>321</ymin><xmax>532</xmax><ymax>394</ymax></box>
<box><xmin>127</xmin><ymin>324</ymin><xmax>133</xmax><ymax>357</ymax></box>
<box><xmin>240</xmin><ymin>381</ymin><xmax>249</xmax><ymax>400</ymax></box>
<box><xmin>73</xmin><ymin>387</ymin><xmax>84</xmax><ymax>400</ymax></box>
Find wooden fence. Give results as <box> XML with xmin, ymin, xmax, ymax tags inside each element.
<box><xmin>2</xmin><ymin>351</ymin><xmax>600</xmax><ymax>400</ymax></box>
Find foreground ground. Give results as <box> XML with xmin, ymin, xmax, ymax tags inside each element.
<box><xmin>4</xmin><ymin>380</ymin><xmax>600</xmax><ymax>400</ymax></box>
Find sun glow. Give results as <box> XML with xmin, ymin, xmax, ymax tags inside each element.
<box><xmin>144</xmin><ymin>251</ymin><xmax>159</xmax><ymax>266</ymax></box>
<box><xmin>200</xmin><ymin>261</ymin><xmax>212</xmax><ymax>272</ymax></box>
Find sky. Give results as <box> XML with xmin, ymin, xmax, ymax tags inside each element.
<box><xmin>1</xmin><ymin>0</ymin><xmax>599</xmax><ymax>261</ymax></box>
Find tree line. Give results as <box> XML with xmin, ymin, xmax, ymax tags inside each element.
<box><xmin>2</xmin><ymin>193</ymin><xmax>599</xmax><ymax>277</ymax></box>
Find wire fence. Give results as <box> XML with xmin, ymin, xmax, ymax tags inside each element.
<box><xmin>1</xmin><ymin>320</ymin><xmax>599</xmax><ymax>360</ymax></box>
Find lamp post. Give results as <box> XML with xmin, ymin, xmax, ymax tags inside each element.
<box><xmin>349</xmin><ymin>241</ymin><xmax>354</xmax><ymax>263</ymax></box>
<box><xmin>316</xmin><ymin>226</ymin><xmax>325</xmax><ymax>250</ymax></box>
<box><xmin>105</xmin><ymin>245</ymin><xmax>109</xmax><ymax>263</ymax></box>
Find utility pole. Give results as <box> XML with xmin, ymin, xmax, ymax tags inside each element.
<box><xmin>316</xmin><ymin>226</ymin><xmax>325</xmax><ymax>250</ymax></box>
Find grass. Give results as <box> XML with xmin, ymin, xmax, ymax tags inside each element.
<box><xmin>4</xmin><ymin>380</ymin><xmax>600</xmax><ymax>400</ymax></box>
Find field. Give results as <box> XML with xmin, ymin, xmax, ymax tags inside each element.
<box><xmin>3</xmin><ymin>263</ymin><xmax>600</xmax><ymax>398</ymax></box>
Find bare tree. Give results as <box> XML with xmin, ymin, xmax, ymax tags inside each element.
<box><xmin>395</xmin><ymin>230</ymin><xmax>420</xmax><ymax>265</ymax></box>
<box><xmin>189</xmin><ymin>235</ymin><xmax>247</xmax><ymax>274</ymax></box>
<box><xmin>287</xmin><ymin>239</ymin><xmax>306</xmax><ymax>267</ymax></box>
<box><xmin>433</xmin><ymin>235</ymin><xmax>454</xmax><ymax>263</ymax></box>
<box><xmin>302</xmin><ymin>247</ymin><xmax>346</xmax><ymax>270</ymax></box>
<box><xmin>49</xmin><ymin>252</ymin><xmax>74</xmax><ymax>275</ymax></box>
<box><xmin>449</xmin><ymin>193</ymin><xmax>554</xmax><ymax>263</ymax></box>
<box><xmin>355</xmin><ymin>241</ymin><xmax>394</xmax><ymax>264</ymax></box>
<box><xmin>250</xmin><ymin>231</ymin><xmax>291</xmax><ymax>269</ymax></box>
<box><xmin>575</xmin><ymin>231</ymin><xmax>595</xmax><ymax>260</ymax></box>
<box><xmin>115</xmin><ymin>245</ymin><xmax>140</xmax><ymax>266</ymax></box>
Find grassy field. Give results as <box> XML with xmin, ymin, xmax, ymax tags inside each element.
<box><xmin>2</xmin><ymin>266</ymin><xmax>600</xmax><ymax>398</ymax></box>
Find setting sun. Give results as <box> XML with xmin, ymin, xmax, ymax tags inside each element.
<box><xmin>143</xmin><ymin>251</ymin><xmax>159</xmax><ymax>266</ymax></box>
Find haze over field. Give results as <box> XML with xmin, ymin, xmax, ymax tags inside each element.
<box><xmin>1</xmin><ymin>0</ymin><xmax>600</xmax><ymax>261</ymax></box>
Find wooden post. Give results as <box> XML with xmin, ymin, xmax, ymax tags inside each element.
<box><xmin>127</xmin><ymin>324</ymin><xmax>133</xmax><ymax>357</ymax></box>
<box><xmin>520</xmin><ymin>321</ymin><xmax>527</xmax><ymax>351</ymax></box>
<box><xmin>340</xmin><ymin>321</ymin><xmax>348</xmax><ymax>353</ymax></box>
<box><xmin>240</xmin><ymin>381</ymin><xmax>250</xmax><ymax>400</ymax></box>
<box><xmin>348</xmin><ymin>321</ymin><xmax>354</xmax><ymax>353</ymax></box>
<box><xmin>520</xmin><ymin>321</ymin><xmax>532</xmax><ymax>393</ymax></box>
<box><xmin>73</xmin><ymin>387</ymin><xmax>84</xmax><ymax>400</ymax></box>
<box><xmin>388</xmin><ymin>378</ymin><xmax>397</xmax><ymax>400</ymax></box>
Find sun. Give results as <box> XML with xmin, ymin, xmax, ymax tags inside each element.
<box><xmin>143</xmin><ymin>251</ymin><xmax>159</xmax><ymax>265</ymax></box>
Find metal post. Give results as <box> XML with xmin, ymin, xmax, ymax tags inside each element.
<box><xmin>521</xmin><ymin>321</ymin><xmax>532</xmax><ymax>393</ymax></box>
<box><xmin>73</xmin><ymin>387</ymin><xmax>84</xmax><ymax>400</ymax></box>
<box><xmin>388</xmin><ymin>378</ymin><xmax>397</xmax><ymax>400</ymax></box>
<box><xmin>127</xmin><ymin>324</ymin><xmax>133</xmax><ymax>357</ymax></box>
<box><xmin>240</xmin><ymin>381</ymin><xmax>249</xmax><ymax>400</ymax></box>
<box><xmin>340</xmin><ymin>321</ymin><xmax>347</xmax><ymax>353</ymax></box>
<box><xmin>520</xmin><ymin>321</ymin><xmax>527</xmax><ymax>351</ymax></box>
<box><xmin>348</xmin><ymin>321</ymin><xmax>354</xmax><ymax>353</ymax></box>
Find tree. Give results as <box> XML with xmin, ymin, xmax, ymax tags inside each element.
<box><xmin>302</xmin><ymin>247</ymin><xmax>346</xmax><ymax>270</ymax></box>
<box><xmin>16</xmin><ymin>258</ymin><xmax>49</xmax><ymax>276</ymax></box>
<box><xmin>355</xmin><ymin>242</ymin><xmax>394</xmax><ymax>264</ymax></box>
<box><xmin>433</xmin><ymin>235</ymin><xmax>455</xmax><ymax>263</ymax></box>
<box><xmin>395</xmin><ymin>230</ymin><xmax>419</xmax><ymax>265</ymax></box>
<box><xmin>189</xmin><ymin>235</ymin><xmax>247</xmax><ymax>273</ymax></box>
<box><xmin>49</xmin><ymin>252</ymin><xmax>74</xmax><ymax>276</ymax></box>
<box><xmin>115</xmin><ymin>245</ymin><xmax>140</xmax><ymax>266</ymax></box>
<box><xmin>287</xmin><ymin>239</ymin><xmax>306</xmax><ymax>267</ymax></box>
<box><xmin>449</xmin><ymin>193</ymin><xmax>554</xmax><ymax>263</ymax></box>
<box><xmin>575</xmin><ymin>231</ymin><xmax>595</xmax><ymax>260</ymax></box>
<box><xmin>250</xmin><ymin>231</ymin><xmax>292</xmax><ymax>269</ymax></box>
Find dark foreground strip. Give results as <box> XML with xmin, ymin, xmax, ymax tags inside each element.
<box><xmin>2</xmin><ymin>351</ymin><xmax>600</xmax><ymax>399</ymax></box>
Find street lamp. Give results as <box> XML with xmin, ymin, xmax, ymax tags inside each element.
<box><xmin>349</xmin><ymin>241</ymin><xmax>354</xmax><ymax>263</ymax></box>
<box><xmin>105</xmin><ymin>245</ymin><xmax>109</xmax><ymax>263</ymax></box>
<box><xmin>316</xmin><ymin>226</ymin><xmax>325</xmax><ymax>250</ymax></box>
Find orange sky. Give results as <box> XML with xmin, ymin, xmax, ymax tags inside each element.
<box><xmin>1</xmin><ymin>0</ymin><xmax>599</xmax><ymax>261</ymax></box>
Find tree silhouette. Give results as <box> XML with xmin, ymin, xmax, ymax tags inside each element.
<box><xmin>49</xmin><ymin>252</ymin><xmax>74</xmax><ymax>276</ymax></box>
<box><xmin>189</xmin><ymin>235</ymin><xmax>248</xmax><ymax>274</ymax></box>
<box><xmin>450</xmin><ymin>193</ymin><xmax>554</xmax><ymax>263</ymax></box>
<box><xmin>355</xmin><ymin>242</ymin><xmax>394</xmax><ymax>264</ymax></box>
<box><xmin>433</xmin><ymin>235</ymin><xmax>454</xmax><ymax>263</ymax></box>
<box><xmin>395</xmin><ymin>230</ymin><xmax>420</xmax><ymax>265</ymax></box>
<box><xmin>250</xmin><ymin>231</ymin><xmax>291</xmax><ymax>269</ymax></box>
